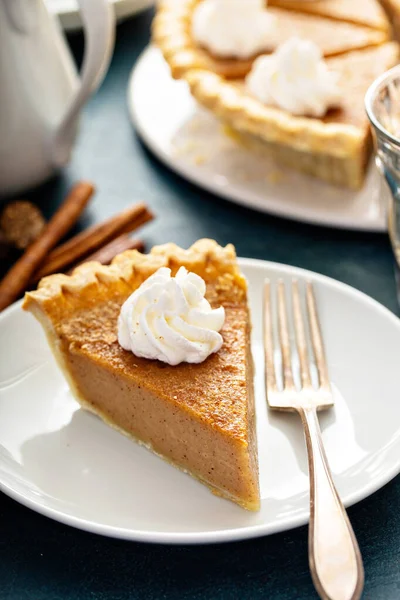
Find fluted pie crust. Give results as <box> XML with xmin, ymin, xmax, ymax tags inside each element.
<box><xmin>23</xmin><ymin>240</ymin><xmax>260</xmax><ymax>511</ymax></box>
<box><xmin>153</xmin><ymin>0</ymin><xmax>399</xmax><ymax>188</ymax></box>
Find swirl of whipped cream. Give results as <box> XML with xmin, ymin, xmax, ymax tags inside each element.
<box><xmin>246</xmin><ymin>37</ymin><xmax>341</xmax><ymax>117</ymax></box>
<box><xmin>192</xmin><ymin>0</ymin><xmax>275</xmax><ymax>59</ymax></box>
<box><xmin>118</xmin><ymin>267</ymin><xmax>225</xmax><ymax>366</ymax></box>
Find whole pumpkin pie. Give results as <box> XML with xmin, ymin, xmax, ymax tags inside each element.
<box><xmin>153</xmin><ymin>0</ymin><xmax>399</xmax><ymax>188</ymax></box>
<box><xmin>23</xmin><ymin>239</ymin><xmax>260</xmax><ymax>511</ymax></box>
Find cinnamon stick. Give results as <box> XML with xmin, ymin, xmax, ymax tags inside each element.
<box><xmin>0</xmin><ymin>181</ymin><xmax>94</xmax><ymax>311</ymax></box>
<box><xmin>32</xmin><ymin>203</ymin><xmax>152</xmax><ymax>282</ymax></box>
<box><xmin>67</xmin><ymin>235</ymin><xmax>144</xmax><ymax>273</ymax></box>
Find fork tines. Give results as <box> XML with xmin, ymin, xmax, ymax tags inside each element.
<box><xmin>263</xmin><ymin>279</ymin><xmax>331</xmax><ymax>408</ymax></box>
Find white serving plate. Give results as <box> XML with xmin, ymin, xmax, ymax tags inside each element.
<box><xmin>0</xmin><ymin>258</ymin><xmax>399</xmax><ymax>544</ymax></box>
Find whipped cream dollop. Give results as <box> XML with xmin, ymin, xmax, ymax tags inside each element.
<box><xmin>118</xmin><ymin>267</ymin><xmax>225</xmax><ymax>366</ymax></box>
<box><xmin>192</xmin><ymin>0</ymin><xmax>275</xmax><ymax>59</ymax></box>
<box><xmin>246</xmin><ymin>37</ymin><xmax>341</xmax><ymax>117</ymax></box>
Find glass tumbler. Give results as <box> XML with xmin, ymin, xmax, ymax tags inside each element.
<box><xmin>365</xmin><ymin>66</ymin><xmax>400</xmax><ymax>303</ymax></box>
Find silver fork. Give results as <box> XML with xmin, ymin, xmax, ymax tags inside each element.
<box><xmin>264</xmin><ymin>279</ymin><xmax>364</xmax><ymax>600</ymax></box>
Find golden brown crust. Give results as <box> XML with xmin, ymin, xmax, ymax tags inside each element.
<box><xmin>23</xmin><ymin>239</ymin><xmax>247</xmax><ymax>316</ymax></box>
<box><xmin>185</xmin><ymin>69</ymin><xmax>362</xmax><ymax>157</ymax></box>
<box><xmin>153</xmin><ymin>0</ymin><xmax>389</xmax><ymax>80</ymax></box>
<box><xmin>222</xmin><ymin>125</ymin><xmax>371</xmax><ymax>189</ymax></box>
<box><xmin>182</xmin><ymin>42</ymin><xmax>399</xmax><ymax>158</ymax></box>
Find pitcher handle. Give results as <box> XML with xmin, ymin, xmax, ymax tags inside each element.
<box><xmin>51</xmin><ymin>0</ymin><xmax>115</xmax><ymax>166</ymax></box>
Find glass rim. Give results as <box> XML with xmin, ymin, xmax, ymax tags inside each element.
<box><xmin>365</xmin><ymin>64</ymin><xmax>400</xmax><ymax>149</ymax></box>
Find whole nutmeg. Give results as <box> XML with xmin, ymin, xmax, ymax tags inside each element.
<box><xmin>0</xmin><ymin>200</ymin><xmax>46</xmax><ymax>250</ymax></box>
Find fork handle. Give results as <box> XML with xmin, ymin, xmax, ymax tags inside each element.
<box><xmin>298</xmin><ymin>407</ymin><xmax>364</xmax><ymax>600</ymax></box>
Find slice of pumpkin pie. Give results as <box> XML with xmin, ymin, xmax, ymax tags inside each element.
<box><xmin>23</xmin><ymin>240</ymin><xmax>260</xmax><ymax>511</ymax></box>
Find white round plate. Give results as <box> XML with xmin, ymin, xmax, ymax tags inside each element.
<box><xmin>128</xmin><ymin>47</ymin><xmax>388</xmax><ymax>232</ymax></box>
<box><xmin>47</xmin><ymin>0</ymin><xmax>154</xmax><ymax>31</ymax></box>
<box><xmin>1</xmin><ymin>259</ymin><xmax>400</xmax><ymax>543</ymax></box>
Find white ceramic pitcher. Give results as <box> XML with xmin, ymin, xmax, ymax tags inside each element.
<box><xmin>0</xmin><ymin>0</ymin><xmax>115</xmax><ymax>197</ymax></box>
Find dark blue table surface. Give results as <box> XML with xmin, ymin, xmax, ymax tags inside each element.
<box><xmin>1</xmin><ymin>9</ymin><xmax>399</xmax><ymax>600</ymax></box>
